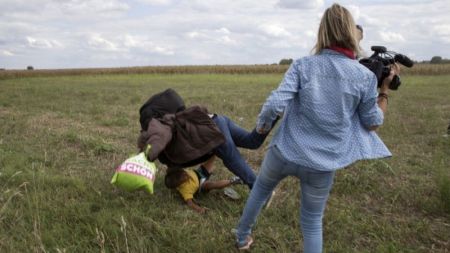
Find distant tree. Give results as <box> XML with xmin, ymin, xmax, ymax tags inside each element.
<box><xmin>279</xmin><ymin>58</ymin><xmax>293</xmax><ymax>65</ymax></box>
<box><xmin>27</xmin><ymin>66</ymin><xmax>34</xmax><ymax>70</ymax></box>
<box><xmin>430</xmin><ymin>56</ymin><xmax>442</xmax><ymax>64</ymax></box>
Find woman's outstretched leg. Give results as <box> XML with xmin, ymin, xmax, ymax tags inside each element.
<box><xmin>217</xmin><ymin>115</ymin><xmax>279</xmax><ymax>150</ymax></box>
<box><xmin>236</xmin><ymin>147</ymin><xmax>286</xmax><ymax>247</ymax></box>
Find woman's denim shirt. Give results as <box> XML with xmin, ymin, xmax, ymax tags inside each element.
<box><xmin>257</xmin><ymin>49</ymin><xmax>391</xmax><ymax>171</ymax></box>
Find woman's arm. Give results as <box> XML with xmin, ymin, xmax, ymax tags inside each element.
<box><xmin>367</xmin><ymin>63</ymin><xmax>400</xmax><ymax>131</ymax></box>
<box><xmin>256</xmin><ymin>61</ymin><xmax>301</xmax><ymax>134</ymax></box>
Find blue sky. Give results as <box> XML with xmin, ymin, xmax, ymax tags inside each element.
<box><xmin>0</xmin><ymin>0</ymin><xmax>449</xmax><ymax>69</ymax></box>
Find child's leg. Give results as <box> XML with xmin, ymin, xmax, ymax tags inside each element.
<box><xmin>201</xmin><ymin>179</ymin><xmax>232</xmax><ymax>191</ymax></box>
<box><xmin>201</xmin><ymin>155</ymin><xmax>216</xmax><ymax>174</ymax></box>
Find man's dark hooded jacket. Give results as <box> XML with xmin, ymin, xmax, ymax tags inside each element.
<box><xmin>139</xmin><ymin>89</ymin><xmax>225</xmax><ymax>169</ymax></box>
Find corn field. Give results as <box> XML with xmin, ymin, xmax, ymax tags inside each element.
<box><xmin>1</xmin><ymin>63</ymin><xmax>449</xmax><ymax>80</ymax></box>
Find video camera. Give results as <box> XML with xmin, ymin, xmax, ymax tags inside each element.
<box><xmin>359</xmin><ymin>46</ymin><xmax>414</xmax><ymax>90</ymax></box>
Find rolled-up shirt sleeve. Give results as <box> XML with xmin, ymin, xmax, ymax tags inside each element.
<box><xmin>257</xmin><ymin>61</ymin><xmax>300</xmax><ymax>132</ymax></box>
<box><xmin>358</xmin><ymin>75</ymin><xmax>384</xmax><ymax>129</ymax></box>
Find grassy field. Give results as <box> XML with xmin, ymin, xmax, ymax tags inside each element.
<box><xmin>0</xmin><ymin>72</ymin><xmax>449</xmax><ymax>252</ymax></box>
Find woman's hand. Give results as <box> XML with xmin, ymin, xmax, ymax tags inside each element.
<box><xmin>380</xmin><ymin>63</ymin><xmax>401</xmax><ymax>93</ymax></box>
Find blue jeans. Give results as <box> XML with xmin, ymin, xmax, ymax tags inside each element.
<box><xmin>236</xmin><ymin>146</ymin><xmax>335</xmax><ymax>253</ymax></box>
<box><xmin>212</xmin><ymin>115</ymin><xmax>268</xmax><ymax>189</ymax></box>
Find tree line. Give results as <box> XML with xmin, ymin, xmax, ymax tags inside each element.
<box><xmin>427</xmin><ymin>56</ymin><xmax>450</xmax><ymax>64</ymax></box>
<box><xmin>280</xmin><ymin>56</ymin><xmax>450</xmax><ymax>65</ymax></box>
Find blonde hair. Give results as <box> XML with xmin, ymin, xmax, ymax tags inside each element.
<box><xmin>313</xmin><ymin>3</ymin><xmax>360</xmax><ymax>55</ymax></box>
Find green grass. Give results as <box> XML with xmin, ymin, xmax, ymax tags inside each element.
<box><xmin>0</xmin><ymin>73</ymin><xmax>449</xmax><ymax>252</ymax></box>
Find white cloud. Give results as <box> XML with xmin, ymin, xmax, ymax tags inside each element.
<box><xmin>136</xmin><ymin>0</ymin><xmax>171</xmax><ymax>5</ymax></box>
<box><xmin>259</xmin><ymin>24</ymin><xmax>292</xmax><ymax>38</ymax></box>
<box><xmin>218</xmin><ymin>35</ymin><xmax>237</xmax><ymax>46</ymax></box>
<box><xmin>277</xmin><ymin>0</ymin><xmax>324</xmax><ymax>9</ymax></box>
<box><xmin>0</xmin><ymin>0</ymin><xmax>129</xmax><ymax>22</ymax></box>
<box><xmin>150</xmin><ymin>46</ymin><xmax>174</xmax><ymax>55</ymax></box>
<box><xmin>346</xmin><ymin>5</ymin><xmax>361</xmax><ymax>21</ymax></box>
<box><xmin>216</xmin><ymin>27</ymin><xmax>231</xmax><ymax>35</ymax></box>
<box><xmin>26</xmin><ymin>36</ymin><xmax>63</xmax><ymax>49</ymax></box>
<box><xmin>379</xmin><ymin>31</ymin><xmax>406</xmax><ymax>43</ymax></box>
<box><xmin>87</xmin><ymin>34</ymin><xmax>119</xmax><ymax>51</ymax></box>
<box><xmin>432</xmin><ymin>24</ymin><xmax>450</xmax><ymax>43</ymax></box>
<box><xmin>358</xmin><ymin>13</ymin><xmax>388</xmax><ymax>27</ymax></box>
<box><xmin>123</xmin><ymin>35</ymin><xmax>175</xmax><ymax>55</ymax></box>
<box><xmin>305</xmin><ymin>30</ymin><xmax>315</xmax><ymax>38</ymax></box>
<box><xmin>85</xmin><ymin>33</ymin><xmax>175</xmax><ymax>55</ymax></box>
<box><xmin>57</xmin><ymin>0</ymin><xmax>129</xmax><ymax>15</ymax></box>
<box><xmin>0</xmin><ymin>0</ymin><xmax>449</xmax><ymax>68</ymax></box>
<box><xmin>186</xmin><ymin>31</ymin><xmax>206</xmax><ymax>40</ymax></box>
<box><xmin>1</xmin><ymin>50</ymin><xmax>14</xmax><ymax>56</ymax></box>
<box><xmin>185</xmin><ymin>28</ymin><xmax>238</xmax><ymax>46</ymax></box>
<box><xmin>180</xmin><ymin>0</ymin><xmax>274</xmax><ymax>14</ymax></box>
<box><xmin>123</xmin><ymin>35</ymin><xmax>139</xmax><ymax>48</ymax></box>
